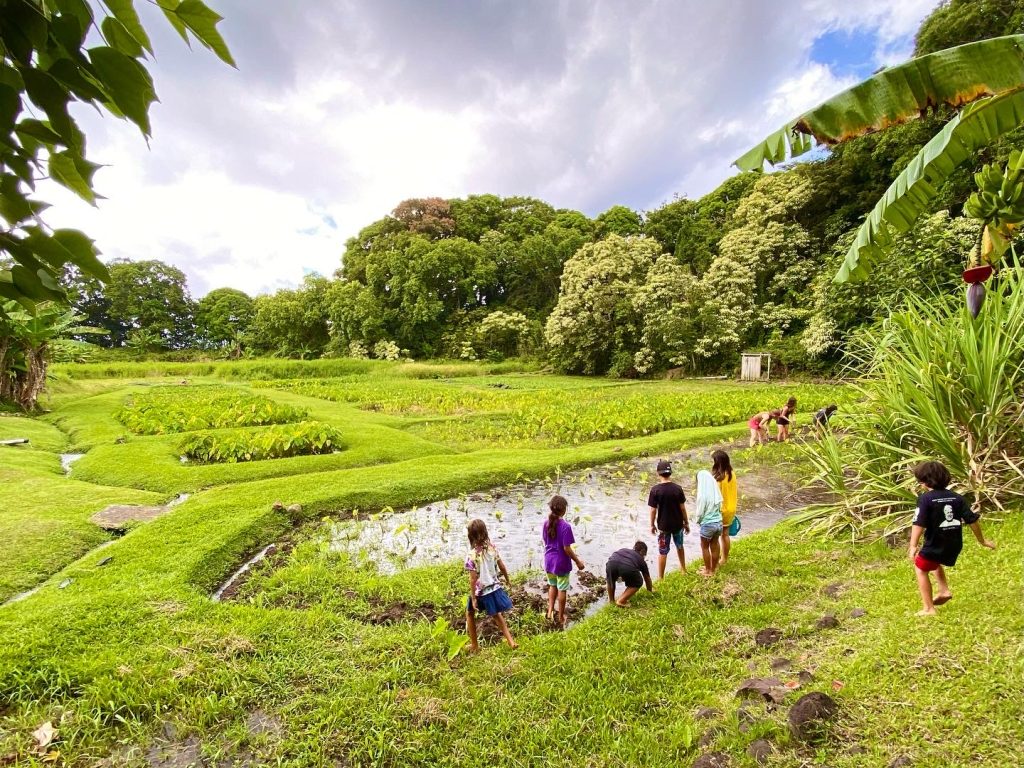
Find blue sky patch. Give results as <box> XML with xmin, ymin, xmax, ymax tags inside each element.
<box><xmin>810</xmin><ymin>27</ymin><xmax>879</xmax><ymax>80</ymax></box>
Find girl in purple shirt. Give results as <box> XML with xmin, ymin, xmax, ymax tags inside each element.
<box><xmin>541</xmin><ymin>495</ymin><xmax>586</xmax><ymax>628</ymax></box>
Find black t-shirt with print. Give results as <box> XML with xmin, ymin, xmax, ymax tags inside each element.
<box><xmin>913</xmin><ymin>488</ymin><xmax>979</xmax><ymax>566</ymax></box>
<box><xmin>648</xmin><ymin>481</ymin><xmax>686</xmax><ymax>533</ymax></box>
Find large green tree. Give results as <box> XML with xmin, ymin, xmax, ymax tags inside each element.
<box><xmin>249</xmin><ymin>275</ymin><xmax>331</xmax><ymax>358</ymax></box>
<box><xmin>0</xmin><ymin>0</ymin><xmax>232</xmax><ymax>312</ymax></box>
<box><xmin>104</xmin><ymin>259</ymin><xmax>195</xmax><ymax>348</ymax></box>
<box><xmin>195</xmin><ymin>287</ymin><xmax>254</xmax><ymax>351</ymax></box>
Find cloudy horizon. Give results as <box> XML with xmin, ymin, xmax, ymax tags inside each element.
<box><xmin>44</xmin><ymin>0</ymin><xmax>939</xmax><ymax>298</ymax></box>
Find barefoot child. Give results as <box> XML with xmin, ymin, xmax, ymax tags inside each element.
<box><xmin>648</xmin><ymin>460</ymin><xmax>690</xmax><ymax>578</ymax></box>
<box><xmin>542</xmin><ymin>495</ymin><xmax>585</xmax><ymax>628</ymax></box>
<box><xmin>747</xmin><ymin>411</ymin><xmax>773</xmax><ymax>447</ymax></box>
<box><xmin>695</xmin><ymin>469</ymin><xmax>723</xmax><ymax>576</ymax></box>
<box><xmin>909</xmin><ymin>461</ymin><xmax>995</xmax><ymax>616</ymax></box>
<box><xmin>775</xmin><ymin>397</ymin><xmax>797</xmax><ymax>442</ymax></box>
<box><xmin>465</xmin><ymin>519</ymin><xmax>517</xmax><ymax>650</ymax></box>
<box><xmin>605</xmin><ymin>541</ymin><xmax>654</xmax><ymax>607</ymax></box>
<box><xmin>711</xmin><ymin>450</ymin><xmax>737</xmax><ymax>565</ymax></box>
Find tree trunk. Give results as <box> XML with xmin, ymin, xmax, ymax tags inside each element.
<box><xmin>11</xmin><ymin>343</ymin><xmax>48</xmax><ymax>411</ymax></box>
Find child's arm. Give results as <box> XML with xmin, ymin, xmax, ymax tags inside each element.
<box><xmin>497</xmin><ymin>556</ymin><xmax>512</xmax><ymax>583</ymax></box>
<box><xmin>907</xmin><ymin>524</ymin><xmax>925</xmax><ymax>562</ymax></box>
<box><xmin>969</xmin><ymin>521</ymin><xmax>996</xmax><ymax>550</ymax></box>
<box><xmin>467</xmin><ymin>571</ymin><xmax>480</xmax><ymax>612</ymax></box>
<box><xmin>564</xmin><ymin>545</ymin><xmax>585</xmax><ymax>570</ymax></box>
<box><xmin>680</xmin><ymin>501</ymin><xmax>690</xmax><ymax>533</ymax></box>
<box><xmin>649</xmin><ymin>505</ymin><xmax>657</xmax><ymax>535</ymax></box>
<box><xmin>641</xmin><ymin>562</ymin><xmax>654</xmax><ymax>593</ymax></box>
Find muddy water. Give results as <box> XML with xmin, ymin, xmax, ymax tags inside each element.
<box><xmin>329</xmin><ymin>447</ymin><xmax>822</xmax><ymax>599</ymax></box>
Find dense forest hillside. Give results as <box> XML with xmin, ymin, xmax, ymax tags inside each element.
<box><xmin>54</xmin><ymin>0</ymin><xmax>1024</xmax><ymax>376</ymax></box>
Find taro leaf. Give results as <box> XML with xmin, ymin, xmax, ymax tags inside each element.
<box><xmin>103</xmin><ymin>0</ymin><xmax>154</xmax><ymax>54</ymax></box>
<box><xmin>446</xmin><ymin>632</ymin><xmax>470</xmax><ymax>661</ymax></box>
<box><xmin>175</xmin><ymin>0</ymin><xmax>236</xmax><ymax>66</ymax></box>
<box><xmin>49</xmin><ymin>151</ymin><xmax>99</xmax><ymax>203</ymax></box>
<box><xmin>102</xmin><ymin>16</ymin><xmax>144</xmax><ymax>58</ymax></box>
<box><xmin>88</xmin><ymin>47</ymin><xmax>157</xmax><ymax>136</ymax></box>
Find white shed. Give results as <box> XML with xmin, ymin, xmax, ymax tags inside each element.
<box><xmin>740</xmin><ymin>352</ymin><xmax>771</xmax><ymax>381</ymax></box>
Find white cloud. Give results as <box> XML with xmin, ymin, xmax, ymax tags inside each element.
<box><xmin>41</xmin><ymin>0</ymin><xmax>939</xmax><ymax>296</ymax></box>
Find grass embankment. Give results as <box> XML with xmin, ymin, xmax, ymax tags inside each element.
<box><xmin>1</xmin><ymin>365</ymin><xmax>1017</xmax><ymax>767</ymax></box>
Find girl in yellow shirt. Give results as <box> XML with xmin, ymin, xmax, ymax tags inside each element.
<box><xmin>712</xmin><ymin>450</ymin><xmax>737</xmax><ymax>564</ymax></box>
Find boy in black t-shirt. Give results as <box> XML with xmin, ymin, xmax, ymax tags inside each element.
<box><xmin>648</xmin><ymin>459</ymin><xmax>690</xmax><ymax>579</ymax></box>
<box><xmin>909</xmin><ymin>461</ymin><xmax>995</xmax><ymax>616</ymax></box>
<box><xmin>606</xmin><ymin>541</ymin><xmax>654</xmax><ymax>607</ymax></box>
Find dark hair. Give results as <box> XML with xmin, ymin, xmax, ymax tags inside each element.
<box><xmin>914</xmin><ymin>461</ymin><xmax>952</xmax><ymax>490</ymax></box>
<box><xmin>786</xmin><ymin>397</ymin><xmax>797</xmax><ymax>408</ymax></box>
<box><xmin>826</xmin><ymin>404</ymin><xmax>838</xmax><ymax>415</ymax></box>
<box><xmin>546</xmin><ymin>495</ymin><xmax>568</xmax><ymax>542</ymax></box>
<box><xmin>711</xmin><ymin>449</ymin><xmax>733</xmax><ymax>482</ymax></box>
<box><xmin>467</xmin><ymin>519</ymin><xmax>490</xmax><ymax>549</ymax></box>
<box><xmin>633</xmin><ymin>540</ymin><xmax>648</xmax><ymax>556</ymax></box>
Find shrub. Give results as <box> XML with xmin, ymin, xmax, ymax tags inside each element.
<box><xmin>177</xmin><ymin>421</ymin><xmax>344</xmax><ymax>463</ymax></box>
<box><xmin>373</xmin><ymin>340</ymin><xmax>402</xmax><ymax>361</ymax></box>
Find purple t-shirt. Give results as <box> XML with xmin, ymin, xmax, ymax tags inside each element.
<box><xmin>542</xmin><ymin>518</ymin><xmax>575</xmax><ymax>575</ymax></box>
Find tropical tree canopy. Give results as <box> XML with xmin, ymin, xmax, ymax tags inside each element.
<box><xmin>0</xmin><ymin>0</ymin><xmax>232</xmax><ymax>313</ymax></box>
<box><xmin>736</xmin><ymin>34</ymin><xmax>1024</xmax><ymax>282</ymax></box>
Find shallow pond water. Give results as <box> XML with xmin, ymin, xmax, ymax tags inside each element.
<box><xmin>329</xmin><ymin>446</ymin><xmax>823</xmax><ymax>599</ymax></box>
<box><xmin>60</xmin><ymin>453</ymin><xmax>85</xmax><ymax>474</ymax></box>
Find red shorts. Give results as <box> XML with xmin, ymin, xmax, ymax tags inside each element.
<box><xmin>748</xmin><ymin>418</ymin><xmax>763</xmax><ymax>430</ymax></box>
<box><xmin>915</xmin><ymin>554</ymin><xmax>941</xmax><ymax>572</ymax></box>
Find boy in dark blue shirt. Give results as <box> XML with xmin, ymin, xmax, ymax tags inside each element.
<box><xmin>909</xmin><ymin>461</ymin><xmax>995</xmax><ymax>616</ymax></box>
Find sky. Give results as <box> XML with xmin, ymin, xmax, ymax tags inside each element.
<box><xmin>45</xmin><ymin>0</ymin><xmax>940</xmax><ymax>298</ymax></box>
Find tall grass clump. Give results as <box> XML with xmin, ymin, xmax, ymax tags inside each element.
<box><xmin>798</xmin><ymin>264</ymin><xmax>1024</xmax><ymax>538</ymax></box>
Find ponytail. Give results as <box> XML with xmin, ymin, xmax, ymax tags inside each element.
<box><xmin>546</xmin><ymin>495</ymin><xmax>568</xmax><ymax>541</ymax></box>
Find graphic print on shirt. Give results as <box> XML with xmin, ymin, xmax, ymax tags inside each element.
<box><xmin>938</xmin><ymin>504</ymin><xmax>962</xmax><ymax>529</ymax></box>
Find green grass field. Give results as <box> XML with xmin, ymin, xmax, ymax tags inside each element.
<box><xmin>0</xmin><ymin>361</ymin><xmax>1019</xmax><ymax>767</ymax></box>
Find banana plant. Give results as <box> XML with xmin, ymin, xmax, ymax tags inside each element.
<box><xmin>736</xmin><ymin>35</ymin><xmax>1024</xmax><ymax>284</ymax></box>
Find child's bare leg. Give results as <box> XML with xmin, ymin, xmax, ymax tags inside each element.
<box><xmin>700</xmin><ymin>539</ymin><xmax>712</xmax><ymax>575</ymax></box>
<box><xmin>493</xmin><ymin>612</ymin><xmax>517</xmax><ymax>648</ymax></box>
<box><xmin>657</xmin><ymin>553</ymin><xmax>668</xmax><ymax>579</ymax></box>
<box><xmin>676</xmin><ymin>545</ymin><xmax>687</xmax><ymax>573</ymax></box>
<box><xmin>721</xmin><ymin>532</ymin><xmax>731</xmax><ymax>564</ymax></box>
<box><xmin>557</xmin><ymin>590</ymin><xmax>568</xmax><ymax>627</ymax></box>
<box><xmin>933</xmin><ymin>566</ymin><xmax>952</xmax><ymax>604</ymax></box>
<box><xmin>749</xmin><ymin>429</ymin><xmax>758</xmax><ymax>448</ymax></box>
<box><xmin>710</xmin><ymin>537</ymin><xmax>721</xmax><ymax>574</ymax></box>
<box><xmin>615</xmin><ymin>586</ymin><xmax>639</xmax><ymax>607</ymax></box>
<box><xmin>466</xmin><ymin>610</ymin><xmax>480</xmax><ymax>651</ymax></box>
<box><xmin>546</xmin><ymin>585</ymin><xmax>556</xmax><ymax>621</ymax></box>
<box><xmin>607</xmin><ymin>580</ymin><xmax>616</xmax><ymax>604</ymax></box>
<box><xmin>915</xmin><ymin>567</ymin><xmax>936</xmax><ymax>615</ymax></box>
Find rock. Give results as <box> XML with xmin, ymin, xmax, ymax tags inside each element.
<box><xmin>888</xmin><ymin>757</ymin><xmax>913</xmax><ymax>768</ymax></box>
<box><xmin>797</xmin><ymin>670</ymin><xmax>815</xmax><ymax>684</ymax></box>
<box><xmin>286</xmin><ymin>503</ymin><xmax>302</xmax><ymax>517</ymax></box>
<box><xmin>847</xmin><ymin>745</ymin><xmax>868</xmax><ymax>755</ymax></box>
<box><xmin>788</xmin><ymin>692</ymin><xmax>838</xmax><ymax>744</ymax></box>
<box><xmin>770</xmin><ymin>657</ymin><xmax>792</xmax><ymax>671</ymax></box>
<box><xmin>754</xmin><ymin>628</ymin><xmax>782</xmax><ymax>648</ymax></box>
<box><xmin>816</xmin><ymin>615</ymin><xmax>840</xmax><ymax>630</ymax></box>
<box><xmin>59</xmin><ymin>579</ymin><xmax>72</xmax><ymax>589</ymax></box>
<box><xmin>694</xmin><ymin>707</ymin><xmax>720</xmax><ymax>720</ymax></box>
<box><xmin>736</xmin><ymin>677</ymin><xmax>785</xmax><ymax>702</ymax></box>
<box><xmin>822</xmin><ymin>582</ymin><xmax>844</xmax><ymax>599</ymax></box>
<box><xmin>850</xmin><ymin>608</ymin><xmax>867</xmax><ymax>619</ymax></box>
<box><xmin>699</xmin><ymin>727</ymin><xmax>723</xmax><ymax>748</ymax></box>
<box><xmin>692</xmin><ymin>753</ymin><xmax>729</xmax><ymax>768</ymax></box>
<box><xmin>272</xmin><ymin>501</ymin><xmax>285</xmax><ymax>511</ymax></box>
<box><xmin>747</xmin><ymin>739</ymin><xmax>772</xmax><ymax>765</ymax></box>
<box><xmin>91</xmin><ymin>504</ymin><xmax>169</xmax><ymax>530</ymax></box>
<box><xmin>97</xmin><ymin>556</ymin><xmax>113</xmax><ymax>567</ymax></box>
<box><xmin>245</xmin><ymin>710</ymin><xmax>284</xmax><ymax>738</ymax></box>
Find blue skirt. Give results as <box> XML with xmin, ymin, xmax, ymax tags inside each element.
<box><xmin>467</xmin><ymin>587</ymin><xmax>513</xmax><ymax>616</ymax></box>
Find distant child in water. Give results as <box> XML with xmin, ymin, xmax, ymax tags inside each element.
<box><xmin>465</xmin><ymin>519</ymin><xmax>517</xmax><ymax>650</ymax></box>
<box><xmin>542</xmin><ymin>495</ymin><xmax>585</xmax><ymax>628</ymax></box>
<box><xmin>711</xmin><ymin>450</ymin><xmax>737</xmax><ymax>565</ymax></box>
<box><xmin>695</xmin><ymin>469</ymin><xmax>723</xmax><ymax>576</ymax></box>
<box><xmin>909</xmin><ymin>461</ymin><xmax>995</xmax><ymax>616</ymax></box>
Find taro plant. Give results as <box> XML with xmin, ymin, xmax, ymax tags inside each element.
<box><xmin>796</xmin><ymin>264</ymin><xmax>1024</xmax><ymax>538</ymax></box>
<box><xmin>177</xmin><ymin>421</ymin><xmax>343</xmax><ymax>464</ymax></box>
<box><xmin>429</xmin><ymin>617</ymin><xmax>470</xmax><ymax>662</ymax></box>
<box><xmin>117</xmin><ymin>386</ymin><xmax>307</xmax><ymax>434</ymax></box>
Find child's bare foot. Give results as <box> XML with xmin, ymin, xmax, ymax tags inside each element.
<box><xmin>545</xmin><ymin>610</ymin><xmax>554</xmax><ymax>622</ymax></box>
<box><xmin>933</xmin><ymin>592</ymin><xmax>953</xmax><ymax>606</ymax></box>
<box><xmin>916</xmin><ymin>608</ymin><xmax>937</xmax><ymax>617</ymax></box>
<box><xmin>614</xmin><ymin>599</ymin><xmax>628</xmax><ymax>608</ymax></box>
<box><xmin>506</xmin><ymin>640</ymin><xmax>518</xmax><ymax>649</ymax></box>
<box><xmin>468</xmin><ymin>643</ymin><xmax>480</xmax><ymax>653</ymax></box>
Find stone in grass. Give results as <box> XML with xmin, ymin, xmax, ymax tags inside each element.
<box><xmin>747</xmin><ymin>739</ymin><xmax>773</xmax><ymax>765</ymax></box>
<box><xmin>888</xmin><ymin>757</ymin><xmax>913</xmax><ymax>768</ymax></box>
<box><xmin>694</xmin><ymin>707</ymin><xmax>721</xmax><ymax>720</ymax></box>
<box><xmin>754</xmin><ymin>628</ymin><xmax>783</xmax><ymax>648</ymax></box>
<box><xmin>823</xmin><ymin>582</ymin><xmax>844</xmax><ymax>599</ymax></box>
<box><xmin>797</xmin><ymin>670</ymin><xmax>815</xmax><ymax>684</ymax></box>
<box><xmin>770</xmin><ymin>657</ymin><xmax>792</xmax><ymax>671</ymax></box>
<box><xmin>850</xmin><ymin>608</ymin><xmax>867</xmax><ymax>619</ymax></box>
<box><xmin>788</xmin><ymin>692</ymin><xmax>839</xmax><ymax>744</ymax></box>
<box><xmin>692</xmin><ymin>753</ymin><xmax>729</xmax><ymax>768</ymax></box>
<box><xmin>816</xmin><ymin>615</ymin><xmax>840</xmax><ymax>630</ymax></box>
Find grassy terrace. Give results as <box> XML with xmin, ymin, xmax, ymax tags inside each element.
<box><xmin>0</xmin><ymin>361</ymin><xmax>1019</xmax><ymax>767</ymax></box>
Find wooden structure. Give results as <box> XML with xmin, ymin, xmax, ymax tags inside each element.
<box><xmin>740</xmin><ymin>353</ymin><xmax>771</xmax><ymax>382</ymax></box>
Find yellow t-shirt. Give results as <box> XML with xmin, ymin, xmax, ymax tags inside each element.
<box><xmin>718</xmin><ymin>473</ymin><xmax>738</xmax><ymax>526</ymax></box>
